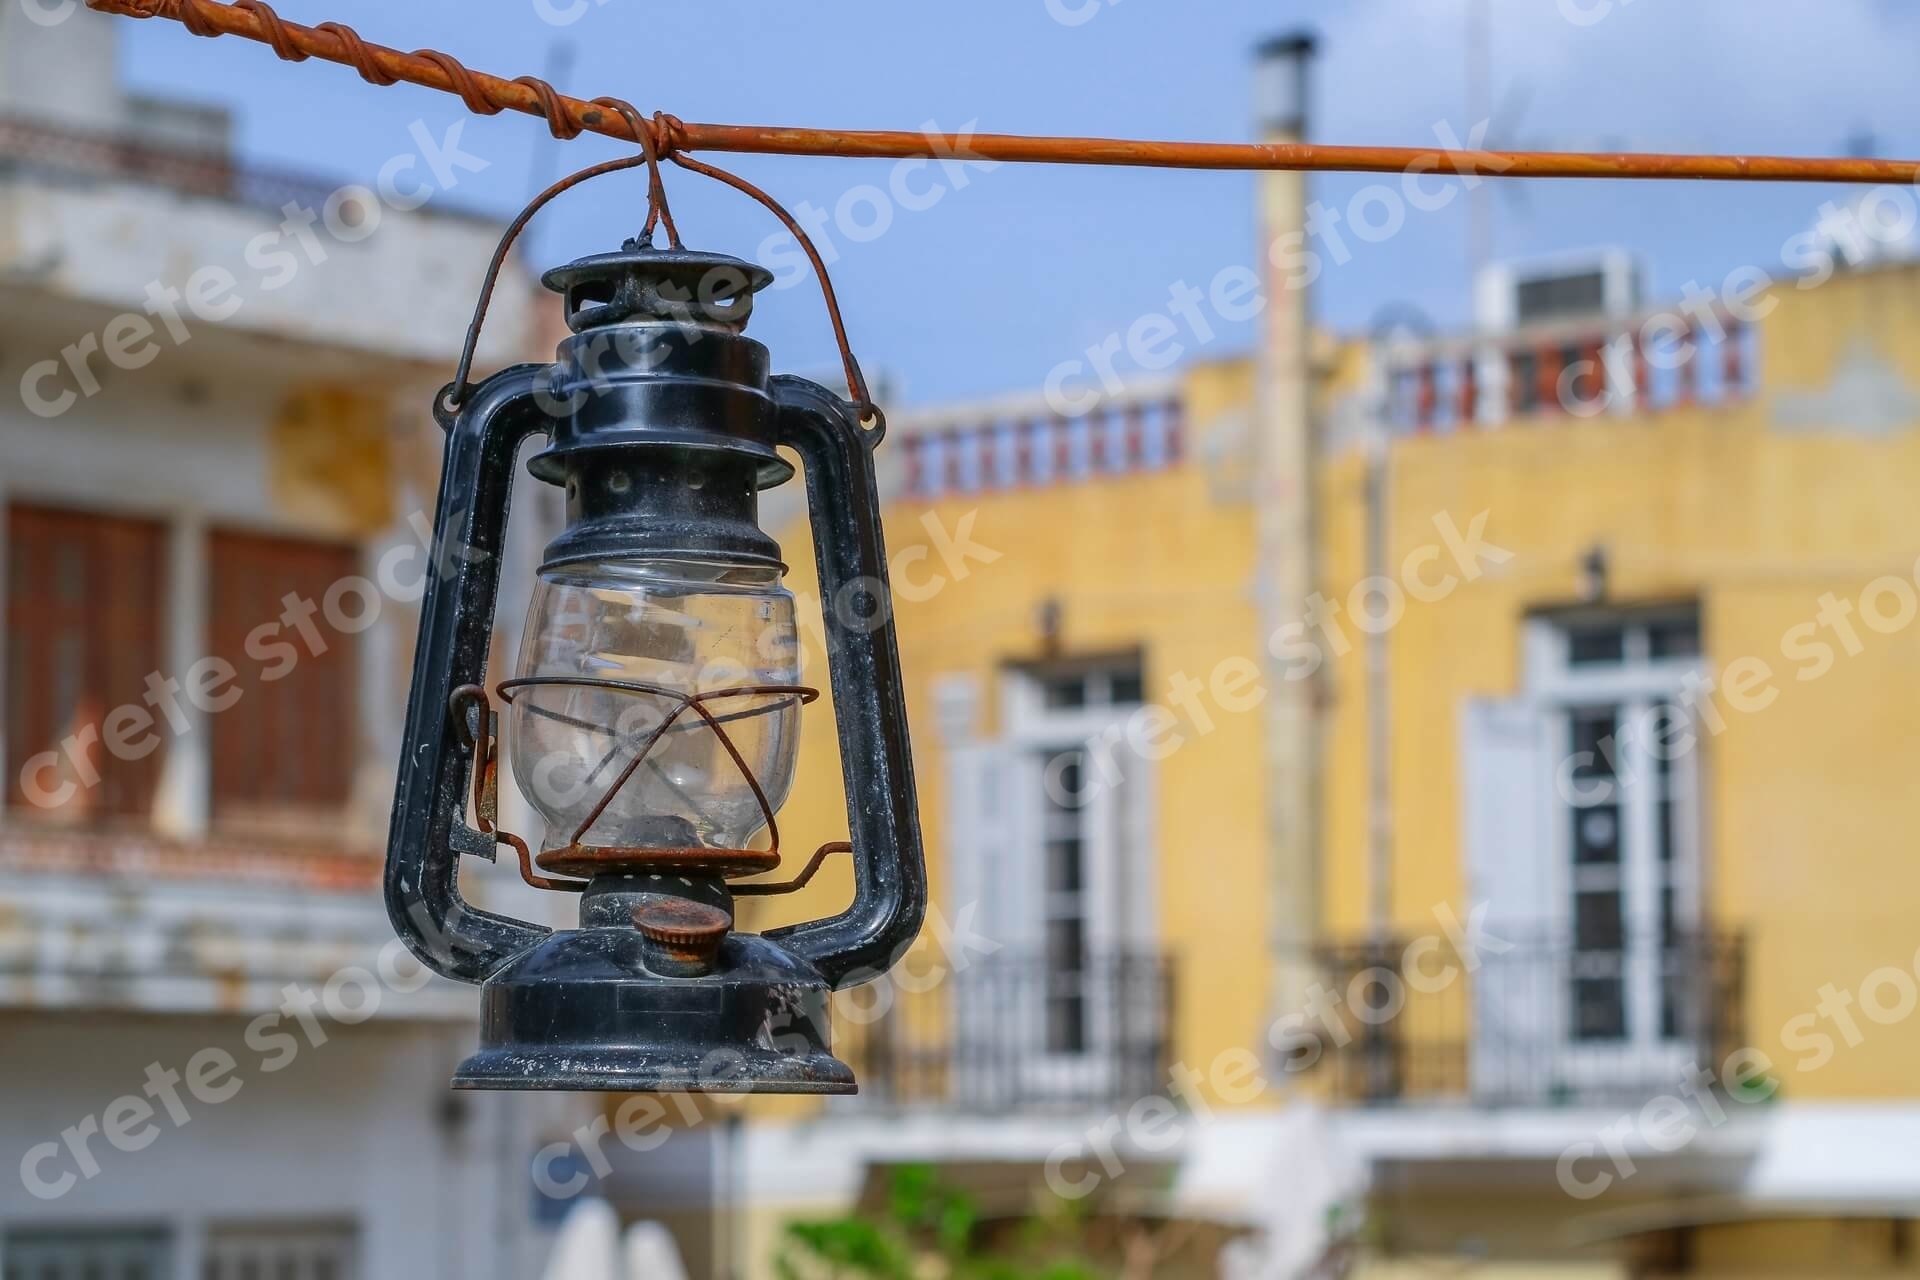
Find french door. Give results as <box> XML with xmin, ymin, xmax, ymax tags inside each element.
<box><xmin>947</xmin><ymin>660</ymin><xmax>1156</xmax><ymax>1105</ymax></box>
<box><xmin>1553</xmin><ymin>695</ymin><xmax>1702</xmax><ymax>1091</ymax></box>
<box><xmin>1464</xmin><ymin>609</ymin><xmax>1706</xmax><ymax>1103</ymax></box>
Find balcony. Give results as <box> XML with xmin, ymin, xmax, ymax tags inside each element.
<box><xmin>0</xmin><ymin>112</ymin><xmax>529</xmax><ymax>367</ymax></box>
<box><xmin>837</xmin><ymin>951</ymin><xmax>1176</xmax><ymax>1113</ymax></box>
<box><xmin>0</xmin><ymin>113</ymin><xmax>406</xmax><ymax>219</ymax></box>
<box><xmin>1376</xmin><ymin>307</ymin><xmax>1758</xmax><ymax>435</ymax></box>
<box><xmin>1310</xmin><ymin>929</ymin><xmax>1745</xmax><ymax>1109</ymax></box>
<box><xmin>0</xmin><ymin>824</ymin><xmax>469</xmax><ymax>1019</ymax></box>
<box><xmin>896</xmin><ymin>385</ymin><xmax>1186</xmax><ymax>502</ymax></box>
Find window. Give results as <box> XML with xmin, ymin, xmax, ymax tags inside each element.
<box><xmin>1567</xmin><ymin>624</ymin><xmax>1626</xmax><ymax>666</ymax></box>
<box><xmin>1568</xmin><ymin>703</ymin><xmax>1629</xmax><ymax>1040</ymax></box>
<box><xmin>1647</xmin><ymin>614</ymin><xmax>1702</xmax><ymax>659</ymax></box>
<box><xmin>6</xmin><ymin>503</ymin><xmax>169</xmax><ymax>821</ymax></box>
<box><xmin>207</xmin><ymin>530</ymin><xmax>360</xmax><ymax>827</ymax></box>
<box><xmin>1511</xmin><ymin>350</ymin><xmax>1540</xmax><ymax>414</ymax></box>
<box><xmin>1034</xmin><ymin>660</ymin><xmax>1143</xmax><ymax>713</ymax></box>
<box><xmin>1017</xmin><ymin>656</ymin><xmax>1144</xmax><ymax>1055</ymax></box>
<box><xmin>202</xmin><ymin>1221</ymin><xmax>356</xmax><ymax>1280</ymax></box>
<box><xmin>3</xmin><ymin>1227</ymin><xmax>171</xmax><ymax>1279</ymax></box>
<box><xmin>1516</xmin><ymin>269</ymin><xmax>1608</xmax><ymax>325</ymax></box>
<box><xmin>944</xmin><ymin>655</ymin><xmax>1162</xmax><ymax>1104</ymax></box>
<box><xmin>1542</xmin><ymin>607</ymin><xmax>1702</xmax><ymax>1047</ymax></box>
<box><xmin>1042</xmin><ymin>745</ymin><xmax>1091</xmax><ymax>1053</ymax></box>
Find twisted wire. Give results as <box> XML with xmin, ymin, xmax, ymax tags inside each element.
<box><xmin>99</xmin><ymin>0</ymin><xmax>669</xmax><ymax>153</ymax></box>
<box><xmin>314</xmin><ymin>21</ymin><xmax>397</xmax><ymax>85</ymax></box>
<box><xmin>414</xmin><ymin>49</ymin><xmax>502</xmax><ymax>117</ymax></box>
<box><xmin>231</xmin><ymin>0</ymin><xmax>300</xmax><ymax>57</ymax></box>
<box><xmin>89</xmin><ymin>0</ymin><xmax>1916</xmax><ymax>430</ymax></box>
<box><xmin>595</xmin><ymin>97</ymin><xmax>680</xmax><ymax>247</ymax></box>
<box><xmin>80</xmin><ymin>0</ymin><xmax>1920</xmax><ymax>186</ymax></box>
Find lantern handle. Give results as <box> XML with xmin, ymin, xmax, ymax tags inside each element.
<box><xmin>665</xmin><ymin>149</ymin><xmax>884</xmax><ymax>430</ymax></box>
<box><xmin>446</xmin><ymin>98</ymin><xmax>673</xmax><ymax>412</ymax></box>
<box><xmin>442</xmin><ymin>107</ymin><xmax>884</xmax><ymax>432</ymax></box>
<box><xmin>384</xmin><ymin>364</ymin><xmax>556</xmax><ymax>983</ymax></box>
<box><xmin>761</xmin><ymin>375</ymin><xmax>926</xmax><ymax>988</ymax></box>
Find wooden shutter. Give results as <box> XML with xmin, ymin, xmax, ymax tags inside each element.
<box><xmin>5</xmin><ymin>503</ymin><xmax>169</xmax><ymax>820</ymax></box>
<box><xmin>207</xmin><ymin>529</ymin><xmax>360</xmax><ymax>826</ymax></box>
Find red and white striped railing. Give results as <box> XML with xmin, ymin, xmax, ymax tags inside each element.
<box><xmin>896</xmin><ymin>390</ymin><xmax>1185</xmax><ymax>501</ymax></box>
<box><xmin>1381</xmin><ymin>309</ymin><xmax>1759</xmax><ymax>434</ymax></box>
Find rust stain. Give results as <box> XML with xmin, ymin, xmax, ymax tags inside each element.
<box><xmin>214</xmin><ymin>967</ymin><xmax>248</xmax><ymax>1011</ymax></box>
<box><xmin>269</xmin><ymin>385</ymin><xmax>393</xmax><ymax>534</ymax></box>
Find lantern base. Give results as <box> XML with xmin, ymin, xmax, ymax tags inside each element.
<box><xmin>450</xmin><ymin>927</ymin><xmax>857</xmax><ymax>1094</ymax></box>
<box><xmin>451</xmin><ymin>1045</ymin><xmax>855</xmax><ymax>1094</ymax></box>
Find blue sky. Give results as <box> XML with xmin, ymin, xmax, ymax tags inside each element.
<box><xmin>120</xmin><ymin>0</ymin><xmax>1920</xmax><ymax>406</ymax></box>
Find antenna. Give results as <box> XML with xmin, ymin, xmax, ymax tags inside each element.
<box><xmin>1467</xmin><ymin>0</ymin><xmax>1491</xmax><ymax>291</ymax></box>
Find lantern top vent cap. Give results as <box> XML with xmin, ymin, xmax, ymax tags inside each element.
<box><xmin>542</xmin><ymin>238</ymin><xmax>776</xmax><ymax>335</ymax></box>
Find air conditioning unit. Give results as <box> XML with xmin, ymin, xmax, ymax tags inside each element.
<box><xmin>1474</xmin><ymin>249</ymin><xmax>1642</xmax><ymax>334</ymax></box>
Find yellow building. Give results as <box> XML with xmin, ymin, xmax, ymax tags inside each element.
<box><xmin>1304</xmin><ymin>248</ymin><xmax>1920</xmax><ymax>1276</ymax></box>
<box><xmin>362</xmin><ymin>34</ymin><xmax>1920</xmax><ymax>1280</ymax></box>
<box><xmin>713</xmin><ymin>169</ymin><xmax>1920</xmax><ymax>1280</ymax></box>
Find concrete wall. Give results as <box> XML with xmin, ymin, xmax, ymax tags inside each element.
<box><xmin>0</xmin><ymin>1012</ymin><xmax>561</xmax><ymax>1280</ymax></box>
<box><xmin>0</xmin><ymin>172</ymin><xmax>531</xmax><ymax>373</ymax></box>
<box><xmin>0</xmin><ymin>3</ymin><xmax>120</xmax><ymax>133</ymax></box>
<box><xmin>0</xmin><ymin>1</ymin><xmax>531</xmax><ymax>371</ymax></box>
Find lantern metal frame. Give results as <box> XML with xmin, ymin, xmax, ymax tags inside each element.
<box><xmin>381</xmin><ymin>153</ymin><xmax>925</xmax><ymax>1092</ymax></box>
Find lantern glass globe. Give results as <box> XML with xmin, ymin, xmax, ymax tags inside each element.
<box><xmin>506</xmin><ymin>556</ymin><xmax>802</xmax><ymax>854</ymax></box>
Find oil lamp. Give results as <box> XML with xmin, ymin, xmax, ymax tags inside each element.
<box><xmin>384</xmin><ymin>233</ymin><xmax>924</xmax><ymax>1092</ymax></box>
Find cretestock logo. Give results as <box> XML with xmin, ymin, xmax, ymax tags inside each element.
<box><xmin>19</xmin><ymin>936</ymin><xmax>436</xmax><ymax>1202</ymax></box>
<box><xmin>1044</xmin><ymin>0</ymin><xmax>1121</xmax><ymax>26</ymax></box>
<box><xmin>21</xmin><ymin>120</ymin><xmax>491</xmax><ymax>419</ymax></box>
<box><xmin>19</xmin><ymin>0</ymin><xmax>78</xmax><ymax>26</ymax></box>
<box><xmin>1558</xmin><ymin>0</ymin><xmax>1644</xmax><ymax>27</ymax></box>
<box><xmin>13</xmin><ymin>509</ymin><xmax>476</xmax><ymax>811</ymax></box>
<box><xmin>532</xmin><ymin>0</ymin><xmax>611</xmax><ymax>25</ymax></box>
<box><xmin>1042</xmin><ymin>901</ymin><xmax>1513</xmax><ymax>1200</ymax></box>
<box><xmin>1555</xmin><ymin>943</ymin><xmax>1920</xmax><ymax>1200</ymax></box>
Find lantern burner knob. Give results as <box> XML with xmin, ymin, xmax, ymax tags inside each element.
<box><xmin>633</xmin><ymin>897</ymin><xmax>732</xmax><ymax>974</ymax></box>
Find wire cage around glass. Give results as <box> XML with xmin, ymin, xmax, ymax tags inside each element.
<box><xmin>501</xmin><ymin>554</ymin><xmax>814</xmax><ymax>881</ymax></box>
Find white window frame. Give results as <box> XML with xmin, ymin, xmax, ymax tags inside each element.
<box><xmin>942</xmin><ymin>660</ymin><xmax>1155</xmax><ymax>1103</ymax></box>
<box><xmin>202</xmin><ymin>1219</ymin><xmax>358</xmax><ymax>1280</ymax></box>
<box><xmin>999</xmin><ymin>663</ymin><xmax>1154</xmax><ymax>1091</ymax></box>
<box><xmin>1523</xmin><ymin>610</ymin><xmax>1707</xmax><ymax>1085</ymax></box>
<box><xmin>1</xmin><ymin>1225</ymin><xmax>173</xmax><ymax>1278</ymax></box>
<box><xmin>998</xmin><ymin>660</ymin><xmax>1156</xmax><ymax>947</ymax></box>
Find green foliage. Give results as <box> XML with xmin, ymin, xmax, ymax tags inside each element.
<box><xmin>774</xmin><ymin>1164</ymin><xmax>1105</xmax><ymax>1280</ymax></box>
<box><xmin>1727</xmin><ymin>1066</ymin><xmax>1782</xmax><ymax>1105</ymax></box>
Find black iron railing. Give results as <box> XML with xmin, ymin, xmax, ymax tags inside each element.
<box><xmin>837</xmin><ymin>951</ymin><xmax>1176</xmax><ymax>1112</ymax></box>
<box><xmin>1310</xmin><ymin>929</ymin><xmax>1745</xmax><ymax>1108</ymax></box>
<box><xmin>0</xmin><ymin>113</ymin><xmax>496</xmax><ymax>222</ymax></box>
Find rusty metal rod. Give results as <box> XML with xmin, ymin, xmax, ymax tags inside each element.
<box><xmin>84</xmin><ymin>0</ymin><xmax>1920</xmax><ymax>186</ymax></box>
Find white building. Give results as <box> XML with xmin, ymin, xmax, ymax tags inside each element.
<box><xmin>0</xmin><ymin>8</ymin><xmax>606</xmax><ymax>1275</ymax></box>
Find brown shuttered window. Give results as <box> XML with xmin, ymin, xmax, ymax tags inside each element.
<box><xmin>208</xmin><ymin>530</ymin><xmax>359</xmax><ymax>826</ymax></box>
<box><xmin>6</xmin><ymin>503</ymin><xmax>170</xmax><ymax>821</ymax></box>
